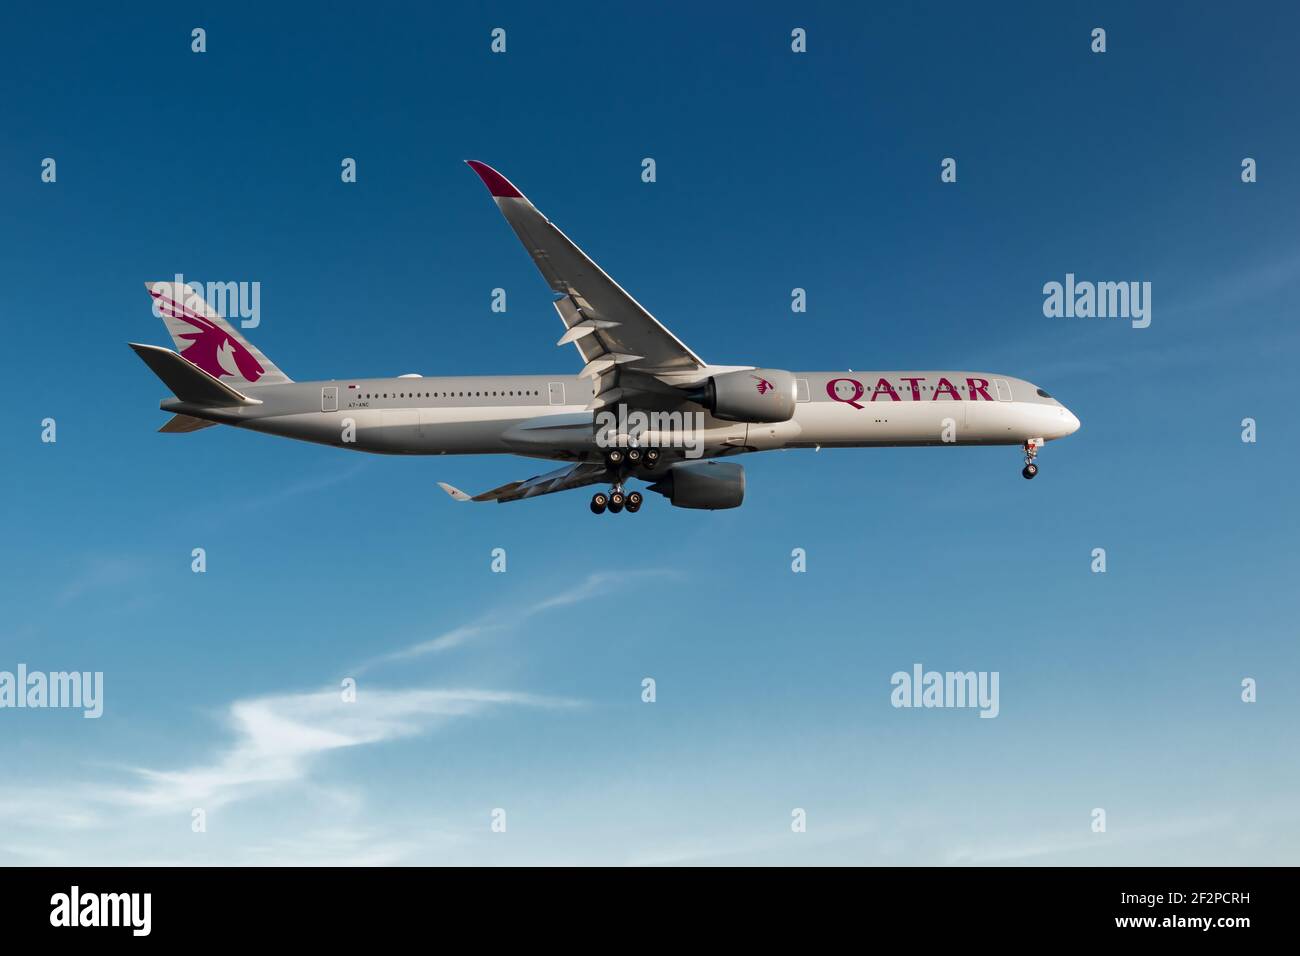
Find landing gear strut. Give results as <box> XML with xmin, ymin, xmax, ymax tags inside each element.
<box><xmin>1022</xmin><ymin>438</ymin><xmax>1042</xmax><ymax>480</ymax></box>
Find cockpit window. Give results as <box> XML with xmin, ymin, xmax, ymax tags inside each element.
<box><xmin>1036</xmin><ymin>388</ymin><xmax>1052</xmax><ymax>398</ymax></box>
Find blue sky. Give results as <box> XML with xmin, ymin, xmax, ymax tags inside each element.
<box><xmin>1</xmin><ymin>1</ymin><xmax>1296</xmax><ymax>864</ymax></box>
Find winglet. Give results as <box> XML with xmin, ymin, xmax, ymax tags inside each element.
<box><xmin>437</xmin><ymin>481</ymin><xmax>473</xmax><ymax>502</ymax></box>
<box><xmin>465</xmin><ymin>160</ymin><xmax>524</xmax><ymax>199</ymax></box>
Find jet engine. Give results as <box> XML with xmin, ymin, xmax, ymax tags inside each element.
<box><xmin>687</xmin><ymin>368</ymin><xmax>796</xmax><ymax>423</ymax></box>
<box><xmin>647</xmin><ymin>461</ymin><xmax>745</xmax><ymax>510</ymax></box>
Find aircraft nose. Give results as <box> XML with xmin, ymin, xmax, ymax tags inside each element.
<box><xmin>1062</xmin><ymin>407</ymin><xmax>1081</xmax><ymax>436</ymax></box>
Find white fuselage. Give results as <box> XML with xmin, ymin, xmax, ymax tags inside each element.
<box><xmin>164</xmin><ymin>368</ymin><xmax>1080</xmax><ymax>460</ymax></box>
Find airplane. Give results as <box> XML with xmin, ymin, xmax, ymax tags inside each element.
<box><xmin>130</xmin><ymin>160</ymin><xmax>1080</xmax><ymax>515</ymax></box>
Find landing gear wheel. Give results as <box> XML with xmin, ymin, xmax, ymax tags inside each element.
<box><xmin>626</xmin><ymin>448</ymin><xmax>642</xmax><ymax>463</ymax></box>
<box><xmin>608</xmin><ymin>499</ymin><xmax>624</xmax><ymax>514</ymax></box>
<box><xmin>606</xmin><ymin>449</ymin><xmax>624</xmax><ymax>467</ymax></box>
<box><xmin>644</xmin><ymin>449</ymin><xmax>661</xmax><ymax>468</ymax></box>
<box><xmin>590</xmin><ymin>492</ymin><xmax>608</xmax><ymax>514</ymax></box>
<box><xmin>609</xmin><ymin>491</ymin><xmax>626</xmax><ymax>510</ymax></box>
<box><xmin>1021</xmin><ymin>438</ymin><xmax>1042</xmax><ymax>481</ymax></box>
<box><xmin>626</xmin><ymin>491</ymin><xmax>643</xmax><ymax>513</ymax></box>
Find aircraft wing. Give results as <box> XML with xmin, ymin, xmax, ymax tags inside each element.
<box><xmin>438</xmin><ymin>461</ymin><xmax>607</xmax><ymax>504</ymax></box>
<box><xmin>466</xmin><ymin>161</ymin><xmax>707</xmax><ymax>408</ymax></box>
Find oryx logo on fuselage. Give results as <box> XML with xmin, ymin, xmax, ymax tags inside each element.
<box><xmin>150</xmin><ymin>290</ymin><xmax>264</xmax><ymax>381</ymax></box>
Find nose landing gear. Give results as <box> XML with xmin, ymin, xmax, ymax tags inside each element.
<box><xmin>1022</xmin><ymin>438</ymin><xmax>1043</xmax><ymax>479</ymax></box>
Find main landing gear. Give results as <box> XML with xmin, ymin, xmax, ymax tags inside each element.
<box><xmin>590</xmin><ymin>487</ymin><xmax>643</xmax><ymax>515</ymax></box>
<box><xmin>605</xmin><ymin>448</ymin><xmax>660</xmax><ymax>470</ymax></box>
<box><xmin>1022</xmin><ymin>438</ymin><xmax>1043</xmax><ymax>480</ymax></box>
<box><xmin>592</xmin><ymin>447</ymin><xmax>657</xmax><ymax>514</ymax></box>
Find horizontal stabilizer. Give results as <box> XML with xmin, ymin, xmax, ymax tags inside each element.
<box><xmin>129</xmin><ymin>343</ymin><xmax>262</xmax><ymax>407</ymax></box>
<box><xmin>159</xmin><ymin>414</ymin><xmax>219</xmax><ymax>433</ymax></box>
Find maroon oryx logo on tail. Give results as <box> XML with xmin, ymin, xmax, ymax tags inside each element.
<box><xmin>150</xmin><ymin>288</ymin><xmax>265</xmax><ymax>382</ymax></box>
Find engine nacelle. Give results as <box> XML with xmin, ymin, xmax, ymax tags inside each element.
<box><xmin>693</xmin><ymin>368</ymin><xmax>796</xmax><ymax>423</ymax></box>
<box><xmin>647</xmin><ymin>461</ymin><xmax>745</xmax><ymax>510</ymax></box>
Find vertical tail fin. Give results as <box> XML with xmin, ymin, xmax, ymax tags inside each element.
<box><xmin>146</xmin><ymin>281</ymin><xmax>291</xmax><ymax>386</ymax></box>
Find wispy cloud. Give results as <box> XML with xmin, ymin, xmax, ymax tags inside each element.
<box><xmin>944</xmin><ymin>813</ymin><xmax>1234</xmax><ymax>865</ymax></box>
<box><xmin>102</xmin><ymin>685</ymin><xmax>579</xmax><ymax>813</ymax></box>
<box><xmin>0</xmin><ymin>683</ymin><xmax>580</xmax><ymax>847</ymax></box>
<box><xmin>56</xmin><ymin>554</ymin><xmax>146</xmax><ymax>604</ymax></box>
<box><xmin>235</xmin><ymin>824</ymin><xmax>465</xmax><ymax>867</ymax></box>
<box><xmin>0</xmin><ymin>570</ymin><xmax>626</xmax><ymax>863</ymax></box>
<box><xmin>0</xmin><ymin>791</ymin><xmax>104</xmax><ymax>831</ymax></box>
<box><xmin>1161</xmin><ymin>246</ymin><xmax>1300</xmax><ymax>320</ymax></box>
<box><xmin>629</xmin><ymin>819</ymin><xmax>882</xmax><ymax>867</ymax></box>
<box><xmin>361</xmin><ymin>569</ymin><xmax>676</xmax><ymax>666</ymax></box>
<box><xmin>233</xmin><ymin>458</ymin><xmax>371</xmax><ymax>514</ymax></box>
